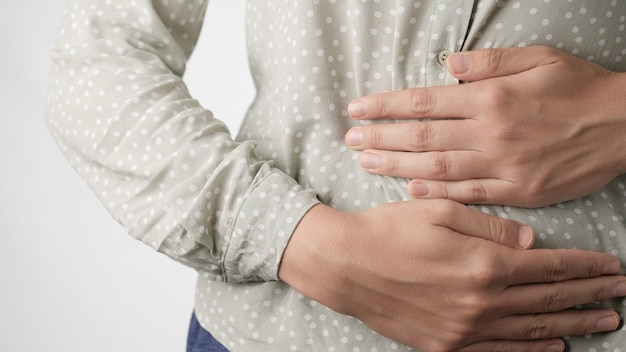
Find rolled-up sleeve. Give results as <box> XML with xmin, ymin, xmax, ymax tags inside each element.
<box><xmin>45</xmin><ymin>0</ymin><xmax>320</xmax><ymax>282</ymax></box>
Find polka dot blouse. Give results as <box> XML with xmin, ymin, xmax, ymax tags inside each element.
<box><xmin>46</xmin><ymin>0</ymin><xmax>626</xmax><ymax>350</ymax></box>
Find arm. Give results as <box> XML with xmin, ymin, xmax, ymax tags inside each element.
<box><xmin>46</xmin><ymin>4</ymin><xmax>625</xmax><ymax>350</ymax></box>
<box><xmin>281</xmin><ymin>200</ymin><xmax>625</xmax><ymax>351</ymax></box>
<box><xmin>345</xmin><ymin>46</ymin><xmax>626</xmax><ymax>207</ymax></box>
<box><xmin>45</xmin><ymin>0</ymin><xmax>320</xmax><ymax>282</ymax></box>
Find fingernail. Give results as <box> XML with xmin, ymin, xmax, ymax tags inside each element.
<box><xmin>447</xmin><ymin>53</ymin><xmax>470</xmax><ymax>74</ymax></box>
<box><xmin>411</xmin><ymin>182</ymin><xmax>430</xmax><ymax>197</ymax></box>
<box><xmin>517</xmin><ymin>225</ymin><xmax>534</xmax><ymax>249</ymax></box>
<box><xmin>596</xmin><ymin>315</ymin><xmax>619</xmax><ymax>331</ymax></box>
<box><xmin>360</xmin><ymin>152</ymin><xmax>380</xmax><ymax>169</ymax></box>
<box><xmin>544</xmin><ymin>343</ymin><xmax>564</xmax><ymax>352</ymax></box>
<box><xmin>348</xmin><ymin>100</ymin><xmax>368</xmax><ymax>118</ymax></box>
<box><xmin>604</xmin><ymin>260</ymin><xmax>621</xmax><ymax>274</ymax></box>
<box><xmin>345</xmin><ymin>128</ymin><xmax>363</xmax><ymax>146</ymax></box>
<box><xmin>613</xmin><ymin>281</ymin><xmax>626</xmax><ymax>296</ymax></box>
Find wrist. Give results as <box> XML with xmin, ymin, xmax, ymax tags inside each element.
<box><xmin>278</xmin><ymin>204</ymin><xmax>356</xmax><ymax>313</ymax></box>
<box><xmin>616</xmin><ymin>72</ymin><xmax>626</xmax><ymax>175</ymax></box>
<box><xmin>605</xmin><ymin>71</ymin><xmax>626</xmax><ymax>176</ymax></box>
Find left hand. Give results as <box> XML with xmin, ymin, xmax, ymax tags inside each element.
<box><xmin>345</xmin><ymin>46</ymin><xmax>626</xmax><ymax>207</ymax></box>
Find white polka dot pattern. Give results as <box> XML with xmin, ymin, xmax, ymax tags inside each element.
<box><xmin>46</xmin><ymin>0</ymin><xmax>626</xmax><ymax>350</ymax></box>
<box><xmin>45</xmin><ymin>0</ymin><xmax>320</xmax><ymax>283</ymax></box>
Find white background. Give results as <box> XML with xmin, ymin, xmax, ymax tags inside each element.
<box><xmin>0</xmin><ymin>1</ymin><xmax>253</xmax><ymax>351</ymax></box>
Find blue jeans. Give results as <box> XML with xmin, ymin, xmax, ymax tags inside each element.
<box><xmin>187</xmin><ymin>313</ymin><xmax>229</xmax><ymax>352</ymax></box>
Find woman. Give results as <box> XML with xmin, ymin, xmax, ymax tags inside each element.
<box><xmin>47</xmin><ymin>1</ymin><xmax>626</xmax><ymax>350</ymax></box>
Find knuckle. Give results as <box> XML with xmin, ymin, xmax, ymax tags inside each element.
<box><xmin>467</xmin><ymin>181</ymin><xmax>488</xmax><ymax>203</ymax></box>
<box><xmin>424</xmin><ymin>199</ymin><xmax>458</xmax><ymax>222</ymax></box>
<box><xmin>534</xmin><ymin>45</ymin><xmax>560</xmax><ymax>62</ymax></box>
<box><xmin>408</xmin><ymin>123</ymin><xmax>433</xmax><ymax>150</ymax></box>
<box><xmin>436</xmin><ymin>199</ymin><xmax>459</xmax><ymax>219</ymax></box>
<box><xmin>524</xmin><ymin>316</ymin><xmax>551</xmax><ymax>340</ymax></box>
<box><xmin>368</xmin><ymin>128</ymin><xmax>383</xmax><ymax>148</ymax></box>
<box><xmin>488</xmin><ymin>217</ymin><xmax>507</xmax><ymax>245</ymax></box>
<box><xmin>522</xmin><ymin>315</ymin><xmax>550</xmax><ymax>340</ymax></box>
<box><xmin>440</xmin><ymin>322</ymin><xmax>475</xmax><ymax>351</ymax></box>
<box><xmin>482</xmin><ymin>48</ymin><xmax>504</xmax><ymax>70</ymax></box>
<box><xmin>520</xmin><ymin>182</ymin><xmax>544</xmax><ymax>208</ymax></box>
<box><xmin>410</xmin><ymin>89</ymin><xmax>437</xmax><ymax>116</ymax></box>
<box><xmin>543</xmin><ymin>287</ymin><xmax>569</xmax><ymax>311</ymax></box>
<box><xmin>468</xmin><ymin>258</ymin><xmax>500</xmax><ymax>287</ymax></box>
<box><xmin>428</xmin><ymin>153</ymin><xmax>452</xmax><ymax>179</ymax></box>
<box><xmin>546</xmin><ymin>254</ymin><xmax>569</xmax><ymax>281</ymax></box>
<box><xmin>462</xmin><ymin>293</ymin><xmax>490</xmax><ymax>318</ymax></box>
<box><xmin>434</xmin><ymin>183</ymin><xmax>450</xmax><ymax>200</ymax></box>
<box><xmin>381</xmin><ymin>154</ymin><xmax>400</xmax><ymax>174</ymax></box>
<box><xmin>514</xmin><ymin>177</ymin><xmax>555</xmax><ymax>208</ymax></box>
<box><xmin>480</xmin><ymin>82</ymin><xmax>511</xmax><ymax>114</ymax></box>
<box><xmin>372</xmin><ymin>95</ymin><xmax>389</xmax><ymax>117</ymax></box>
<box><xmin>572</xmin><ymin>317</ymin><xmax>596</xmax><ymax>336</ymax></box>
<box><xmin>585</xmin><ymin>254</ymin><xmax>603</xmax><ymax>278</ymax></box>
<box><xmin>432</xmin><ymin>198</ymin><xmax>459</xmax><ymax>217</ymax></box>
<box><xmin>591</xmin><ymin>284</ymin><xmax>610</xmax><ymax>303</ymax></box>
<box><xmin>489</xmin><ymin>342</ymin><xmax>512</xmax><ymax>352</ymax></box>
<box><xmin>427</xmin><ymin>341</ymin><xmax>459</xmax><ymax>352</ymax></box>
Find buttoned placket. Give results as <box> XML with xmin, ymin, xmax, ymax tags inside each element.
<box><xmin>425</xmin><ymin>0</ymin><xmax>477</xmax><ymax>86</ymax></box>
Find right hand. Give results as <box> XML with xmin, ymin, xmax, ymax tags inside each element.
<box><xmin>279</xmin><ymin>200</ymin><xmax>626</xmax><ymax>352</ymax></box>
<box><xmin>344</xmin><ymin>47</ymin><xmax>626</xmax><ymax>208</ymax></box>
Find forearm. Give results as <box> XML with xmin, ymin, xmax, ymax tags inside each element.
<box><xmin>45</xmin><ymin>0</ymin><xmax>320</xmax><ymax>282</ymax></box>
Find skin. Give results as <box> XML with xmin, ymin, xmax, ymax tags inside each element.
<box><xmin>345</xmin><ymin>46</ymin><xmax>626</xmax><ymax>207</ymax></box>
<box><xmin>279</xmin><ymin>201</ymin><xmax>626</xmax><ymax>351</ymax></box>
<box><xmin>278</xmin><ymin>47</ymin><xmax>626</xmax><ymax>351</ymax></box>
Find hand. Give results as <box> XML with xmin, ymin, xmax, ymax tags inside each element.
<box><xmin>279</xmin><ymin>201</ymin><xmax>625</xmax><ymax>352</ymax></box>
<box><xmin>345</xmin><ymin>46</ymin><xmax>626</xmax><ymax>207</ymax></box>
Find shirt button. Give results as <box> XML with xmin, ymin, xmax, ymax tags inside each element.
<box><xmin>437</xmin><ymin>50</ymin><xmax>453</xmax><ymax>66</ymax></box>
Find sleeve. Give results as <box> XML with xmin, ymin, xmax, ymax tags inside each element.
<box><xmin>44</xmin><ymin>0</ymin><xmax>320</xmax><ymax>282</ymax></box>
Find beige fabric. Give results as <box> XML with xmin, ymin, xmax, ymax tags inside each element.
<box><xmin>46</xmin><ymin>0</ymin><xmax>626</xmax><ymax>350</ymax></box>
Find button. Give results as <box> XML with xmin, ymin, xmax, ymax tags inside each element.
<box><xmin>437</xmin><ymin>50</ymin><xmax>453</xmax><ymax>66</ymax></box>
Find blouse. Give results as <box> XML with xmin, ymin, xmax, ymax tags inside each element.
<box><xmin>46</xmin><ymin>0</ymin><xmax>626</xmax><ymax>350</ymax></box>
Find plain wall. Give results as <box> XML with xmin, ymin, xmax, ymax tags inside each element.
<box><xmin>0</xmin><ymin>1</ymin><xmax>253</xmax><ymax>351</ymax></box>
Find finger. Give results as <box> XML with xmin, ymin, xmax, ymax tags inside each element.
<box><xmin>506</xmin><ymin>248</ymin><xmax>621</xmax><ymax>285</ymax></box>
<box><xmin>435</xmin><ymin>200</ymin><xmax>535</xmax><ymax>249</ymax></box>
<box><xmin>447</xmin><ymin>46</ymin><xmax>561</xmax><ymax>82</ymax></box>
<box><xmin>461</xmin><ymin>339</ymin><xmax>565</xmax><ymax>352</ymax></box>
<box><xmin>345</xmin><ymin>120</ymin><xmax>477</xmax><ymax>151</ymax></box>
<box><xmin>504</xmin><ymin>276</ymin><xmax>626</xmax><ymax>314</ymax></box>
<box><xmin>408</xmin><ymin>179</ymin><xmax>520</xmax><ymax>206</ymax></box>
<box><xmin>408</xmin><ymin>178</ymin><xmax>569</xmax><ymax>208</ymax></box>
<box><xmin>493</xmin><ymin>309</ymin><xmax>621</xmax><ymax>341</ymax></box>
<box><xmin>347</xmin><ymin>84</ymin><xmax>477</xmax><ymax>120</ymax></box>
<box><xmin>358</xmin><ymin>150</ymin><xmax>495</xmax><ymax>180</ymax></box>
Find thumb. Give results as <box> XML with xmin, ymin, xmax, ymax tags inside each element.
<box><xmin>446</xmin><ymin>46</ymin><xmax>560</xmax><ymax>82</ymax></box>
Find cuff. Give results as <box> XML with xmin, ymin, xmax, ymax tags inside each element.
<box><xmin>222</xmin><ymin>167</ymin><xmax>320</xmax><ymax>282</ymax></box>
